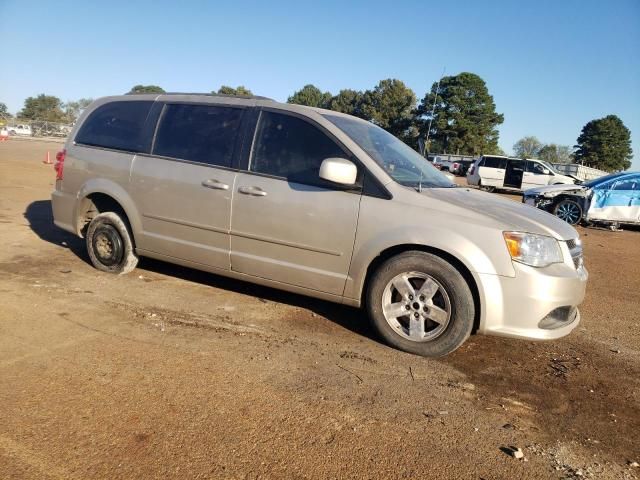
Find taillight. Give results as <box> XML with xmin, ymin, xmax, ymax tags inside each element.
<box><xmin>468</xmin><ymin>164</ymin><xmax>475</xmax><ymax>175</ymax></box>
<box><xmin>54</xmin><ymin>149</ymin><xmax>66</xmax><ymax>180</ymax></box>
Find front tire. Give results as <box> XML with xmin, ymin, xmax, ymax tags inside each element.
<box><xmin>86</xmin><ymin>212</ymin><xmax>138</xmax><ymax>274</ymax></box>
<box><xmin>366</xmin><ymin>251</ymin><xmax>475</xmax><ymax>357</ymax></box>
<box><xmin>553</xmin><ymin>199</ymin><xmax>583</xmax><ymax>225</ymax></box>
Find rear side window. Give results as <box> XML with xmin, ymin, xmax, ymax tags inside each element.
<box><xmin>75</xmin><ymin>101</ymin><xmax>153</xmax><ymax>152</ymax></box>
<box><xmin>153</xmin><ymin>104</ymin><xmax>244</xmax><ymax>167</ymax></box>
<box><xmin>250</xmin><ymin>111</ymin><xmax>348</xmax><ymax>185</ymax></box>
<box><xmin>482</xmin><ymin>156</ymin><xmax>507</xmax><ymax>169</ymax></box>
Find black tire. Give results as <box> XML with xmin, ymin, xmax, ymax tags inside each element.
<box><xmin>477</xmin><ymin>180</ymin><xmax>496</xmax><ymax>193</ymax></box>
<box><xmin>366</xmin><ymin>251</ymin><xmax>475</xmax><ymax>357</ymax></box>
<box><xmin>553</xmin><ymin>199</ymin><xmax>583</xmax><ymax>225</ymax></box>
<box><xmin>86</xmin><ymin>212</ymin><xmax>138</xmax><ymax>274</ymax></box>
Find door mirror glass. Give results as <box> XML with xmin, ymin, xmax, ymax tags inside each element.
<box><xmin>319</xmin><ymin>158</ymin><xmax>357</xmax><ymax>185</ymax></box>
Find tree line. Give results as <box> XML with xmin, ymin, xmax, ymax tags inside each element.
<box><xmin>1</xmin><ymin>75</ymin><xmax>633</xmax><ymax>171</ymax></box>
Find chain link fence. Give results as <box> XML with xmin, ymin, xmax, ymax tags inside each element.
<box><xmin>0</xmin><ymin>117</ymin><xmax>73</xmax><ymax>138</ymax></box>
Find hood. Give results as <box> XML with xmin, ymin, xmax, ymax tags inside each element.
<box><xmin>423</xmin><ymin>187</ymin><xmax>579</xmax><ymax>240</ymax></box>
<box><xmin>524</xmin><ymin>184</ymin><xmax>587</xmax><ymax>196</ymax></box>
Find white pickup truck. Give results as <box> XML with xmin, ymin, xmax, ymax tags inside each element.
<box><xmin>8</xmin><ymin>124</ymin><xmax>32</xmax><ymax>136</ymax></box>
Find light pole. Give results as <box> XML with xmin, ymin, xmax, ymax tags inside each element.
<box><xmin>425</xmin><ymin>68</ymin><xmax>445</xmax><ymax>155</ymax></box>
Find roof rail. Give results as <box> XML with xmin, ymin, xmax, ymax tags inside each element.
<box><xmin>126</xmin><ymin>91</ymin><xmax>274</xmax><ymax>101</ymax></box>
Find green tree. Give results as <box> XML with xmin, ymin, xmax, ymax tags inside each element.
<box><xmin>417</xmin><ymin>72</ymin><xmax>504</xmax><ymax>155</ymax></box>
<box><xmin>287</xmin><ymin>84</ymin><xmax>332</xmax><ymax>108</ymax></box>
<box><xmin>360</xmin><ymin>79</ymin><xmax>417</xmax><ymax>141</ymax></box>
<box><xmin>513</xmin><ymin>136</ymin><xmax>543</xmax><ymax>158</ymax></box>
<box><xmin>574</xmin><ymin>115</ymin><xmax>632</xmax><ymax>171</ymax></box>
<box><xmin>18</xmin><ymin>94</ymin><xmax>67</xmax><ymax>122</ymax></box>
<box><xmin>0</xmin><ymin>102</ymin><xmax>11</xmax><ymax>118</ymax></box>
<box><xmin>538</xmin><ymin>144</ymin><xmax>573</xmax><ymax>164</ymax></box>
<box><xmin>129</xmin><ymin>85</ymin><xmax>165</xmax><ymax>94</ymax></box>
<box><xmin>328</xmin><ymin>89</ymin><xmax>364</xmax><ymax>117</ymax></box>
<box><xmin>64</xmin><ymin>98</ymin><xmax>94</xmax><ymax>123</ymax></box>
<box><xmin>216</xmin><ymin>85</ymin><xmax>253</xmax><ymax>96</ymax></box>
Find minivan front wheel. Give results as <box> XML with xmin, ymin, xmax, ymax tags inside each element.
<box><xmin>366</xmin><ymin>251</ymin><xmax>475</xmax><ymax>357</ymax></box>
<box><xmin>86</xmin><ymin>212</ymin><xmax>138</xmax><ymax>274</ymax></box>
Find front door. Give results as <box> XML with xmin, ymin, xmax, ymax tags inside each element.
<box><xmin>504</xmin><ymin>159</ymin><xmax>524</xmax><ymax>189</ymax></box>
<box><xmin>589</xmin><ymin>176</ymin><xmax>640</xmax><ymax>222</ymax></box>
<box><xmin>230</xmin><ymin>110</ymin><xmax>361</xmax><ymax>295</ymax></box>
<box><xmin>521</xmin><ymin>160</ymin><xmax>552</xmax><ymax>190</ymax></box>
<box><xmin>130</xmin><ymin>103</ymin><xmax>245</xmax><ymax>269</ymax></box>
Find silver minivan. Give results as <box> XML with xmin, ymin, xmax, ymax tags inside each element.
<box><xmin>51</xmin><ymin>93</ymin><xmax>588</xmax><ymax>357</ymax></box>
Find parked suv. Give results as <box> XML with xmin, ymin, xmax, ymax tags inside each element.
<box><xmin>51</xmin><ymin>94</ymin><xmax>588</xmax><ymax>357</ymax></box>
<box><xmin>467</xmin><ymin>155</ymin><xmax>576</xmax><ymax>192</ymax></box>
<box><xmin>450</xmin><ymin>159</ymin><xmax>475</xmax><ymax>176</ymax></box>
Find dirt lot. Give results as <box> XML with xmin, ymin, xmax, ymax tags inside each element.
<box><xmin>0</xmin><ymin>139</ymin><xmax>638</xmax><ymax>480</ymax></box>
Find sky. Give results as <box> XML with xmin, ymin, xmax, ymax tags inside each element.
<box><xmin>1</xmin><ymin>0</ymin><xmax>639</xmax><ymax>168</ymax></box>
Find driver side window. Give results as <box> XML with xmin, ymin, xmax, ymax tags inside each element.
<box><xmin>526</xmin><ymin>161</ymin><xmax>546</xmax><ymax>174</ymax></box>
<box><xmin>250</xmin><ymin>110</ymin><xmax>352</xmax><ymax>188</ymax></box>
<box><xmin>611</xmin><ymin>178</ymin><xmax>638</xmax><ymax>191</ymax></box>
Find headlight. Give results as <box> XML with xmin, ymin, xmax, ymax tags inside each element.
<box><xmin>503</xmin><ymin>232</ymin><xmax>563</xmax><ymax>267</ymax></box>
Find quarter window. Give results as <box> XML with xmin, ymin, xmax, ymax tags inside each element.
<box><xmin>153</xmin><ymin>104</ymin><xmax>244</xmax><ymax>168</ymax></box>
<box><xmin>75</xmin><ymin>101</ymin><xmax>154</xmax><ymax>152</ymax></box>
<box><xmin>250</xmin><ymin>111</ymin><xmax>349</xmax><ymax>186</ymax></box>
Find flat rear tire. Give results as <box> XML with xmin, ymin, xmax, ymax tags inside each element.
<box><xmin>86</xmin><ymin>212</ymin><xmax>138</xmax><ymax>274</ymax></box>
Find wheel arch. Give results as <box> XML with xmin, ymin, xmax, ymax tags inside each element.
<box><xmin>74</xmin><ymin>180</ymin><xmax>141</xmax><ymax>243</ymax></box>
<box><xmin>359</xmin><ymin>244</ymin><xmax>482</xmax><ymax>334</ymax></box>
<box><xmin>552</xmin><ymin>195</ymin><xmax>585</xmax><ymax>222</ymax></box>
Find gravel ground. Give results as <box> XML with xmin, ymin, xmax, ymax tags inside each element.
<box><xmin>1</xmin><ymin>139</ymin><xmax>638</xmax><ymax>479</ymax></box>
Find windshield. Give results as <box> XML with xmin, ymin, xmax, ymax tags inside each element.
<box><xmin>324</xmin><ymin>114</ymin><xmax>454</xmax><ymax>188</ymax></box>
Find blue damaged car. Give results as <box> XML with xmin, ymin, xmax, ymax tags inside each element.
<box><xmin>523</xmin><ymin>172</ymin><xmax>640</xmax><ymax>226</ymax></box>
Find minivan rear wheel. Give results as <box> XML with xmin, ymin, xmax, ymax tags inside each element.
<box><xmin>86</xmin><ymin>212</ymin><xmax>138</xmax><ymax>274</ymax></box>
<box><xmin>366</xmin><ymin>251</ymin><xmax>475</xmax><ymax>357</ymax></box>
<box><xmin>478</xmin><ymin>181</ymin><xmax>496</xmax><ymax>193</ymax></box>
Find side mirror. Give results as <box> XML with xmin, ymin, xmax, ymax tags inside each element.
<box><xmin>542</xmin><ymin>168</ymin><xmax>550</xmax><ymax>175</ymax></box>
<box><xmin>319</xmin><ymin>158</ymin><xmax>357</xmax><ymax>185</ymax></box>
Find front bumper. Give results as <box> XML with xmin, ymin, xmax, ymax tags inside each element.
<box><xmin>522</xmin><ymin>194</ymin><xmax>555</xmax><ymax>213</ymax></box>
<box><xmin>477</xmin><ymin>261</ymin><xmax>588</xmax><ymax>340</ymax></box>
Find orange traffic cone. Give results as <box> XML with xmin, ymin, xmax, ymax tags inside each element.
<box><xmin>43</xmin><ymin>151</ymin><xmax>52</xmax><ymax>164</ymax></box>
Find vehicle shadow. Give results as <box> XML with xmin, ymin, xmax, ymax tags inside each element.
<box><xmin>24</xmin><ymin>200</ymin><xmax>88</xmax><ymax>262</ymax></box>
<box><xmin>23</xmin><ymin>200</ymin><xmax>375</xmax><ymax>341</ymax></box>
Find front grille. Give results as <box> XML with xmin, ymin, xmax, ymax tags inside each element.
<box><xmin>573</xmin><ymin>255</ymin><xmax>583</xmax><ymax>269</ymax></box>
<box><xmin>566</xmin><ymin>238</ymin><xmax>583</xmax><ymax>269</ymax></box>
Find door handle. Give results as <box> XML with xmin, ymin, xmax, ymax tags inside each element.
<box><xmin>238</xmin><ymin>186</ymin><xmax>267</xmax><ymax>196</ymax></box>
<box><xmin>202</xmin><ymin>179</ymin><xmax>229</xmax><ymax>190</ymax></box>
